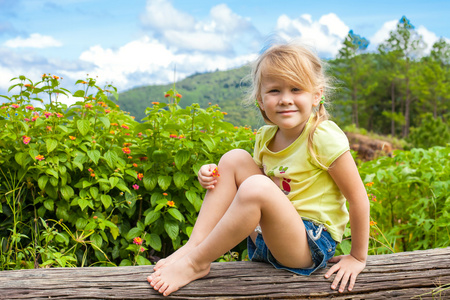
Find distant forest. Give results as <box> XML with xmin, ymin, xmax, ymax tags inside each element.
<box><xmin>117</xmin><ymin>16</ymin><xmax>449</xmax><ymax>139</ymax></box>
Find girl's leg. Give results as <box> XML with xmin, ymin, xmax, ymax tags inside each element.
<box><xmin>149</xmin><ymin>175</ymin><xmax>312</xmax><ymax>296</ymax></box>
<box><xmin>154</xmin><ymin>149</ymin><xmax>263</xmax><ymax>270</ymax></box>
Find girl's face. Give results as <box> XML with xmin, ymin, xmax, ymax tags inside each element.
<box><xmin>258</xmin><ymin>75</ymin><xmax>320</xmax><ymax>137</ymax></box>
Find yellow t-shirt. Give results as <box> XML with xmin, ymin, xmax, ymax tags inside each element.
<box><xmin>253</xmin><ymin>118</ymin><xmax>350</xmax><ymax>242</ymax></box>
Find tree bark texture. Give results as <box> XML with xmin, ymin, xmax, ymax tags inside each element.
<box><xmin>0</xmin><ymin>247</ymin><xmax>449</xmax><ymax>299</ymax></box>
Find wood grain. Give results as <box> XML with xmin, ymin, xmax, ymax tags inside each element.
<box><xmin>1</xmin><ymin>247</ymin><xmax>449</xmax><ymax>299</ymax></box>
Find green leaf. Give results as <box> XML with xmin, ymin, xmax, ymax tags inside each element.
<box><xmin>158</xmin><ymin>175</ymin><xmax>172</xmax><ymax>191</ymax></box>
<box><xmin>46</xmin><ymin>138</ymin><xmax>58</xmax><ymax>153</ymax></box>
<box><xmin>148</xmin><ymin>233</ymin><xmax>162</xmax><ymax>251</ymax></box>
<box><xmin>186</xmin><ymin>190</ymin><xmax>202</xmax><ymax>212</ymax></box>
<box><xmin>38</xmin><ymin>175</ymin><xmax>48</xmax><ymax>190</ymax></box>
<box><xmin>126</xmin><ymin>227</ymin><xmax>142</xmax><ymax>240</ymax></box>
<box><xmin>57</xmin><ymin>125</ymin><xmax>69</xmax><ymax>133</ymax></box>
<box><xmin>116</xmin><ymin>183</ymin><xmax>131</xmax><ymax>194</ymax></box>
<box><xmin>104</xmin><ymin>150</ymin><xmax>118</xmax><ymax>169</ymax></box>
<box><xmin>87</xmin><ymin>150</ymin><xmax>101</xmax><ymax>165</ymax></box>
<box><xmin>98</xmin><ymin>116</ymin><xmax>110</xmax><ymax>129</ymax></box>
<box><xmin>100</xmin><ymin>194</ymin><xmax>112</xmax><ymax>209</ymax></box>
<box><xmin>144</xmin><ymin>210</ymin><xmax>160</xmax><ymax>225</ymax></box>
<box><xmin>78</xmin><ymin>198</ymin><xmax>90</xmax><ymax>211</ymax></box>
<box><xmin>109</xmin><ymin>177</ymin><xmax>119</xmax><ymax>188</ymax></box>
<box><xmin>173</xmin><ymin>172</ymin><xmax>189</xmax><ymax>189</ymax></box>
<box><xmin>91</xmin><ymin>233</ymin><xmax>102</xmax><ymax>249</ymax></box>
<box><xmin>89</xmin><ymin>186</ymin><xmax>99</xmax><ymax>199</ymax></box>
<box><xmin>174</xmin><ymin>149</ymin><xmax>190</xmax><ymax>169</ymax></box>
<box><xmin>45</xmin><ymin>168</ymin><xmax>59</xmax><ymax>179</ymax></box>
<box><xmin>143</xmin><ymin>174</ymin><xmax>157</xmax><ymax>191</ymax></box>
<box><xmin>164</xmin><ymin>219</ymin><xmax>179</xmax><ymax>240</ymax></box>
<box><xmin>168</xmin><ymin>208</ymin><xmax>184</xmax><ymax>222</ymax></box>
<box><xmin>73</xmin><ymin>90</ymin><xmax>85</xmax><ymax>97</ymax></box>
<box><xmin>125</xmin><ymin>169</ymin><xmax>138</xmax><ymax>179</ymax></box>
<box><xmin>15</xmin><ymin>152</ymin><xmax>27</xmax><ymax>167</ymax></box>
<box><xmin>44</xmin><ymin>199</ymin><xmax>54</xmax><ymax>211</ymax></box>
<box><xmin>201</xmin><ymin>136</ymin><xmax>216</xmax><ymax>152</ymax></box>
<box><xmin>60</xmin><ymin>185</ymin><xmax>74</xmax><ymax>201</ymax></box>
<box><xmin>77</xmin><ymin>119</ymin><xmax>90</xmax><ymax>136</ymax></box>
<box><xmin>75</xmin><ymin>218</ymin><xmax>88</xmax><ymax>229</ymax></box>
<box><xmin>136</xmin><ymin>255</ymin><xmax>151</xmax><ymax>266</ymax></box>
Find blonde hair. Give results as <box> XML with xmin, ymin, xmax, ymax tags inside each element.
<box><xmin>247</xmin><ymin>42</ymin><xmax>333</xmax><ymax>168</ymax></box>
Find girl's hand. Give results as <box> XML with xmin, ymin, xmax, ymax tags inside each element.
<box><xmin>197</xmin><ymin>164</ymin><xmax>219</xmax><ymax>189</ymax></box>
<box><xmin>324</xmin><ymin>254</ymin><xmax>366</xmax><ymax>293</ymax></box>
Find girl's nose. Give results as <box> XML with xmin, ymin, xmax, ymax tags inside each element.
<box><xmin>279</xmin><ymin>93</ymin><xmax>293</xmax><ymax>105</ymax></box>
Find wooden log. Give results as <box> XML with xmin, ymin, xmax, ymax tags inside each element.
<box><xmin>0</xmin><ymin>247</ymin><xmax>449</xmax><ymax>299</ymax></box>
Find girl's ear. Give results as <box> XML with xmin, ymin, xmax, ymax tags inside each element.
<box><xmin>312</xmin><ymin>91</ymin><xmax>322</xmax><ymax>107</ymax></box>
<box><xmin>257</xmin><ymin>97</ymin><xmax>264</xmax><ymax>110</ymax></box>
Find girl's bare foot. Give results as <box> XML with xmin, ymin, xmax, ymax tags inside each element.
<box><xmin>148</xmin><ymin>255</ymin><xmax>210</xmax><ymax>296</ymax></box>
<box><xmin>153</xmin><ymin>244</ymin><xmax>194</xmax><ymax>271</ymax></box>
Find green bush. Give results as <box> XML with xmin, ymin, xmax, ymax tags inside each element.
<box><xmin>337</xmin><ymin>145</ymin><xmax>450</xmax><ymax>256</ymax></box>
<box><xmin>407</xmin><ymin>113</ymin><xmax>450</xmax><ymax>149</ymax></box>
<box><xmin>0</xmin><ymin>75</ymin><xmax>255</xmax><ymax>269</ymax></box>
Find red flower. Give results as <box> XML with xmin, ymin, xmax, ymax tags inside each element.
<box><xmin>122</xmin><ymin>147</ymin><xmax>131</xmax><ymax>154</ymax></box>
<box><xmin>22</xmin><ymin>136</ymin><xmax>31</xmax><ymax>145</ymax></box>
<box><xmin>133</xmin><ymin>237</ymin><xmax>143</xmax><ymax>245</ymax></box>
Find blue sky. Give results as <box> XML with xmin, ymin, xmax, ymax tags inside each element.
<box><xmin>1</xmin><ymin>0</ymin><xmax>449</xmax><ymax>102</ymax></box>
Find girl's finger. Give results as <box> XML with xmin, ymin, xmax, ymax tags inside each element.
<box><xmin>324</xmin><ymin>263</ymin><xmax>339</xmax><ymax>279</ymax></box>
<box><xmin>347</xmin><ymin>274</ymin><xmax>357</xmax><ymax>291</ymax></box>
<box><xmin>331</xmin><ymin>269</ymin><xmax>344</xmax><ymax>290</ymax></box>
<box><xmin>338</xmin><ymin>272</ymin><xmax>350</xmax><ymax>293</ymax></box>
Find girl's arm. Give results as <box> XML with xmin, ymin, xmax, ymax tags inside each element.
<box><xmin>325</xmin><ymin>150</ymin><xmax>370</xmax><ymax>293</ymax></box>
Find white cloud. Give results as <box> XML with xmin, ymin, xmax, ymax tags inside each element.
<box><xmin>368</xmin><ymin>20</ymin><xmax>441</xmax><ymax>55</ymax></box>
<box><xmin>368</xmin><ymin>20</ymin><xmax>397</xmax><ymax>51</ymax></box>
<box><xmin>417</xmin><ymin>25</ymin><xmax>439</xmax><ymax>54</ymax></box>
<box><xmin>4</xmin><ymin>33</ymin><xmax>62</xmax><ymax>48</ymax></box>
<box><xmin>140</xmin><ymin>0</ymin><xmax>258</xmax><ymax>54</ymax></box>
<box><xmin>140</xmin><ymin>0</ymin><xmax>195</xmax><ymax>31</ymax></box>
<box><xmin>78</xmin><ymin>35</ymin><xmax>256</xmax><ymax>91</ymax></box>
<box><xmin>274</xmin><ymin>13</ymin><xmax>349</xmax><ymax>57</ymax></box>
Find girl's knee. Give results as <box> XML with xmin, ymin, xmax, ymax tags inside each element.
<box><xmin>219</xmin><ymin>149</ymin><xmax>255</xmax><ymax>169</ymax></box>
<box><xmin>238</xmin><ymin>175</ymin><xmax>275</xmax><ymax>202</ymax></box>
<box><xmin>220</xmin><ymin>149</ymin><xmax>252</xmax><ymax>163</ymax></box>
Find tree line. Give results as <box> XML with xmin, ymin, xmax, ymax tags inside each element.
<box><xmin>330</xmin><ymin>16</ymin><xmax>449</xmax><ymax>140</ymax></box>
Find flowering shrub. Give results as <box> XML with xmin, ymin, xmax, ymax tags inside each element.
<box><xmin>0</xmin><ymin>75</ymin><xmax>255</xmax><ymax>269</ymax></box>
<box><xmin>337</xmin><ymin>145</ymin><xmax>450</xmax><ymax>256</ymax></box>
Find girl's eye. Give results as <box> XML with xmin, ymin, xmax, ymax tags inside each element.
<box><xmin>269</xmin><ymin>89</ymin><xmax>279</xmax><ymax>93</ymax></box>
<box><xmin>292</xmin><ymin>88</ymin><xmax>301</xmax><ymax>92</ymax></box>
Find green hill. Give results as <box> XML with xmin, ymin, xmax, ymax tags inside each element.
<box><xmin>117</xmin><ymin>65</ymin><xmax>264</xmax><ymax>128</ymax></box>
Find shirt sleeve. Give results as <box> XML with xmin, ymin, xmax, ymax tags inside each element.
<box><xmin>312</xmin><ymin>121</ymin><xmax>350</xmax><ymax>169</ymax></box>
<box><xmin>252</xmin><ymin>126</ymin><xmax>266</xmax><ymax>168</ymax></box>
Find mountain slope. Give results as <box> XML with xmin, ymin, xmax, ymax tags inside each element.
<box><xmin>117</xmin><ymin>65</ymin><xmax>264</xmax><ymax>128</ymax></box>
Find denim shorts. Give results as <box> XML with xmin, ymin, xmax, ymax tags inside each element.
<box><xmin>247</xmin><ymin>219</ymin><xmax>337</xmax><ymax>276</ymax></box>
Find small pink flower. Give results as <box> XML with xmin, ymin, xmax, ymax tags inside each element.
<box><xmin>22</xmin><ymin>136</ymin><xmax>31</xmax><ymax>145</ymax></box>
<box><xmin>25</xmin><ymin>105</ymin><xmax>34</xmax><ymax>110</ymax></box>
<box><xmin>85</xmin><ymin>103</ymin><xmax>93</xmax><ymax>109</ymax></box>
<box><xmin>35</xmin><ymin>154</ymin><xmax>45</xmax><ymax>161</ymax></box>
<box><xmin>11</xmin><ymin>104</ymin><xmax>20</xmax><ymax>109</ymax></box>
<box><xmin>44</xmin><ymin>112</ymin><xmax>52</xmax><ymax>118</ymax></box>
<box><xmin>121</xmin><ymin>124</ymin><xmax>129</xmax><ymax>130</ymax></box>
<box><xmin>132</xmin><ymin>184</ymin><xmax>139</xmax><ymax>190</ymax></box>
<box><xmin>133</xmin><ymin>237</ymin><xmax>143</xmax><ymax>245</ymax></box>
<box><xmin>122</xmin><ymin>147</ymin><xmax>131</xmax><ymax>154</ymax></box>
<box><xmin>140</xmin><ymin>247</ymin><xmax>145</xmax><ymax>252</ymax></box>
<box><xmin>137</xmin><ymin>173</ymin><xmax>144</xmax><ymax>181</ymax></box>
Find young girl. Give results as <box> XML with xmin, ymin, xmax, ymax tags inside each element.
<box><xmin>148</xmin><ymin>42</ymin><xmax>370</xmax><ymax>296</ymax></box>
